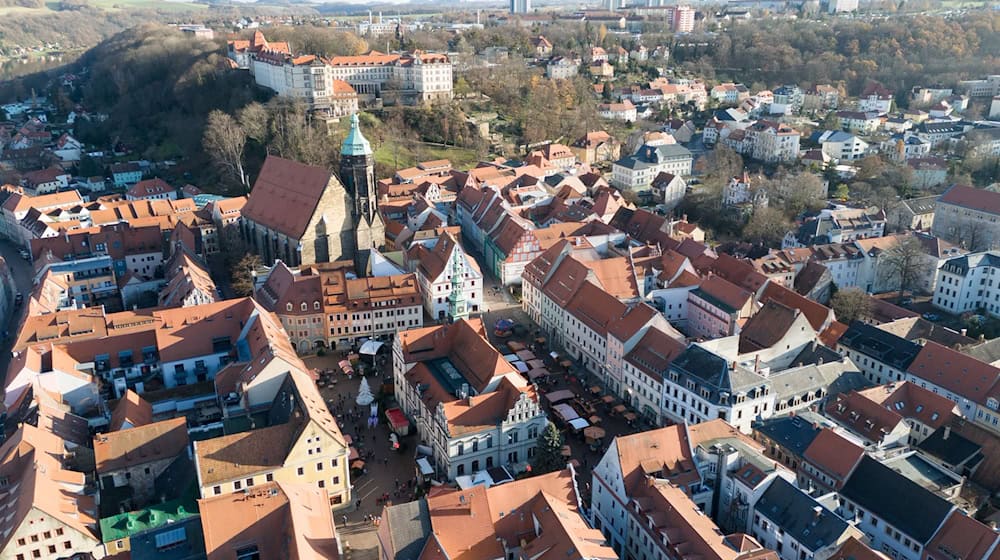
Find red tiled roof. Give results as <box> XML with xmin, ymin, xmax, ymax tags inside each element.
<box><xmin>94</xmin><ymin>417</ymin><xmax>189</xmax><ymax>473</ymax></box>
<box><xmin>923</xmin><ymin>511</ymin><xmax>1000</xmax><ymax>560</ymax></box>
<box><xmin>760</xmin><ymin>282</ymin><xmax>833</xmax><ymax>331</ymax></box>
<box><xmin>802</xmin><ymin>428</ymin><xmax>864</xmax><ymax>486</ymax></box>
<box><xmin>906</xmin><ymin>341</ymin><xmax>1000</xmax><ymax>406</ymax></box>
<box><xmin>242</xmin><ymin>155</ymin><xmax>334</xmax><ymax>239</ymax></box>
<box><xmin>938</xmin><ymin>184</ymin><xmax>1000</xmax><ymax>216</ymax></box>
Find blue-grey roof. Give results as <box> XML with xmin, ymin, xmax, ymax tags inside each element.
<box><xmin>917</xmin><ymin>426</ymin><xmax>984</xmax><ymax>469</ymax></box>
<box><xmin>756</xmin><ymin>478</ymin><xmax>851</xmax><ymax>553</ymax></box>
<box><xmin>838</xmin><ymin>321</ymin><xmax>922</xmax><ymax>370</ymax></box>
<box><xmin>754</xmin><ymin>415</ymin><xmax>821</xmax><ymax>458</ymax></box>
<box><xmin>383</xmin><ymin>499</ymin><xmax>431</xmax><ymax>560</ymax></box>
<box><xmin>940</xmin><ymin>252</ymin><xmax>1000</xmax><ymax>277</ymax></box>
<box><xmin>812</xmin><ymin>130</ymin><xmax>856</xmax><ymax>143</ymax></box>
<box><xmin>840</xmin><ymin>456</ymin><xmax>953</xmax><ymax>545</ymax></box>
<box><xmin>615</xmin><ymin>143</ymin><xmax>692</xmax><ymax>171</ymax></box>
<box><xmin>669</xmin><ymin>344</ymin><xmax>766</xmax><ymax>404</ymax></box>
<box><xmin>341</xmin><ymin>113</ymin><xmax>372</xmax><ymax>156</ymax></box>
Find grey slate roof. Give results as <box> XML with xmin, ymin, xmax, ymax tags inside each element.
<box><xmin>899</xmin><ymin>195</ymin><xmax>938</xmax><ymax>215</ymax></box>
<box><xmin>917</xmin><ymin>426</ymin><xmax>984</xmax><ymax>470</ymax></box>
<box><xmin>840</xmin><ymin>456</ymin><xmax>953</xmax><ymax>545</ymax></box>
<box><xmin>383</xmin><ymin>498</ymin><xmax>432</xmax><ymax>560</ymax></box>
<box><xmin>754</xmin><ymin>415</ymin><xmax>821</xmax><ymax>458</ymax></box>
<box><xmin>756</xmin><ymin>477</ymin><xmax>851</xmax><ymax>552</ymax></box>
<box><xmin>669</xmin><ymin>344</ymin><xmax>766</xmax><ymax>405</ymax></box>
<box><xmin>838</xmin><ymin>321</ymin><xmax>922</xmax><ymax>371</ymax></box>
<box><xmin>614</xmin><ymin>143</ymin><xmax>692</xmax><ymax>171</ymax></box>
<box><xmin>768</xmin><ymin>361</ymin><xmax>867</xmax><ymax>404</ymax></box>
<box><xmin>939</xmin><ymin>252</ymin><xmax>1000</xmax><ymax>277</ymax></box>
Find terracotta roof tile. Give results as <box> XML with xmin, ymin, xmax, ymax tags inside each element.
<box><xmin>802</xmin><ymin>428</ymin><xmax>864</xmax><ymax>486</ymax></box>
<box><xmin>857</xmin><ymin>381</ymin><xmax>958</xmax><ymax>430</ymax></box>
<box><xmin>828</xmin><ymin>537</ymin><xmax>890</xmax><ymax>560</ymax></box>
<box><xmin>907</xmin><ymin>341</ymin><xmax>1000</xmax><ymax>406</ymax></box>
<box><xmin>738</xmin><ymin>300</ymin><xmax>804</xmax><ymax>354</ymax></box>
<box><xmin>200</xmin><ymin>481</ymin><xmax>340</xmax><ymax>560</ymax></box>
<box><xmin>938</xmin><ymin>184</ymin><xmax>1000</xmax><ymax>216</ymax></box>
<box><xmin>94</xmin><ymin>417</ymin><xmax>189</xmax><ymax>473</ymax></box>
<box><xmin>242</xmin><ymin>155</ymin><xmax>337</xmax><ymax>239</ymax></box>
<box><xmin>760</xmin><ymin>282</ymin><xmax>833</xmax><ymax>331</ymax></box>
<box><xmin>109</xmin><ymin>389</ymin><xmax>153</xmax><ymax>431</ymax></box>
<box><xmin>923</xmin><ymin>510</ymin><xmax>999</xmax><ymax>560</ymax></box>
<box><xmin>824</xmin><ymin>391</ymin><xmax>906</xmax><ymax>443</ymax></box>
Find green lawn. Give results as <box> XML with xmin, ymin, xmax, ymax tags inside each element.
<box><xmin>84</xmin><ymin>0</ymin><xmax>207</xmax><ymax>11</ymax></box>
<box><xmin>374</xmin><ymin>140</ymin><xmax>481</xmax><ymax>171</ymax></box>
<box><xmin>2</xmin><ymin>0</ymin><xmax>205</xmax><ymax>13</ymax></box>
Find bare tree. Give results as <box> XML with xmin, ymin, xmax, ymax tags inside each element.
<box><xmin>877</xmin><ymin>235</ymin><xmax>925</xmax><ymax>296</ymax></box>
<box><xmin>831</xmin><ymin>287</ymin><xmax>872</xmax><ymax>324</ymax></box>
<box><xmin>230</xmin><ymin>253</ymin><xmax>262</xmax><ymax>298</ymax></box>
<box><xmin>203</xmin><ymin>110</ymin><xmax>248</xmax><ymax>190</ymax></box>
<box><xmin>238</xmin><ymin>102</ymin><xmax>269</xmax><ymax>144</ymax></box>
<box><xmin>743</xmin><ymin>207</ymin><xmax>791</xmax><ymax>247</ymax></box>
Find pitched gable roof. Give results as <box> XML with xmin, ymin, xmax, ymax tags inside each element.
<box><xmin>94</xmin><ymin>417</ymin><xmax>189</xmax><ymax>473</ymax></box>
<box><xmin>802</xmin><ymin>428</ymin><xmax>864</xmax><ymax>484</ymax></box>
<box><xmin>109</xmin><ymin>389</ymin><xmax>153</xmax><ymax>431</ymax></box>
<box><xmin>938</xmin><ymin>184</ymin><xmax>1000</xmax><ymax>216</ymax></box>
<box><xmin>242</xmin><ymin>155</ymin><xmax>337</xmax><ymax>239</ymax></box>
<box><xmin>907</xmin><ymin>341</ymin><xmax>1000</xmax><ymax>406</ymax></box>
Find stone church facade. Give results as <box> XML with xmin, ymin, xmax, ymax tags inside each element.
<box><xmin>240</xmin><ymin>115</ymin><xmax>385</xmax><ymax>270</ymax></box>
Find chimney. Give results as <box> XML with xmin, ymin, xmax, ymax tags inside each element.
<box><xmin>943</xmin><ymin>426</ymin><xmax>951</xmax><ymax>440</ymax></box>
<box><xmin>754</xmin><ymin>354</ymin><xmax>760</xmax><ymax>372</ymax></box>
<box><xmin>961</xmin><ymin>328</ymin><xmax>967</xmax><ymax>336</ymax></box>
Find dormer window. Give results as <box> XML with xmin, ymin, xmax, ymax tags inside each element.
<box><xmin>988</xmin><ymin>398</ymin><xmax>999</xmax><ymax>411</ymax></box>
<box><xmin>301</xmin><ymin>302</ymin><xmax>308</xmax><ymax>311</ymax></box>
<box><xmin>314</xmin><ymin>301</ymin><xmax>321</xmax><ymax>310</ymax></box>
<box><xmin>286</xmin><ymin>303</ymin><xmax>293</xmax><ymax>312</ymax></box>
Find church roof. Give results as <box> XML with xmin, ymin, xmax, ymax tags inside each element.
<box><xmin>342</xmin><ymin>113</ymin><xmax>372</xmax><ymax>156</ymax></box>
<box><xmin>242</xmin><ymin>156</ymin><xmax>335</xmax><ymax>239</ymax></box>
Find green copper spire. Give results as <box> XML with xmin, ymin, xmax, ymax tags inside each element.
<box><xmin>341</xmin><ymin>113</ymin><xmax>372</xmax><ymax>157</ymax></box>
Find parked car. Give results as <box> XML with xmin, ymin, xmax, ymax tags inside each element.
<box><xmin>18</xmin><ymin>249</ymin><xmax>29</xmax><ymax>260</ymax></box>
<box><xmin>14</xmin><ymin>293</ymin><xmax>23</xmax><ymax>307</ymax></box>
<box><xmin>922</xmin><ymin>312</ymin><xmax>940</xmax><ymax>321</ymax></box>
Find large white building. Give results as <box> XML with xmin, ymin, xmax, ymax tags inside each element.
<box><xmin>326</xmin><ymin>50</ymin><xmax>453</xmax><ymax>103</ymax></box>
<box><xmin>251</xmin><ymin>51</ymin><xmax>359</xmax><ymax>116</ymax></box>
<box><xmin>392</xmin><ymin>319</ymin><xmax>547</xmax><ymax>480</ymax></box>
<box><xmin>590</xmin><ymin>421</ymin><xmax>778</xmax><ymax>559</ymax></box>
<box><xmin>611</xmin><ymin>143</ymin><xmax>693</xmax><ymax>191</ymax></box>
<box><xmin>933</xmin><ymin>251</ymin><xmax>1000</xmax><ymax>316</ymax></box>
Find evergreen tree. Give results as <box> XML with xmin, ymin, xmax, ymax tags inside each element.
<box><xmin>530</xmin><ymin>422</ymin><xmax>566</xmax><ymax>475</ymax></box>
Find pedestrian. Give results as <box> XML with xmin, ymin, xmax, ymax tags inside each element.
<box><xmin>384</xmin><ymin>457</ymin><xmax>389</xmax><ymax>466</ymax></box>
<box><xmin>356</xmin><ymin>499</ymin><xmax>362</xmax><ymax>509</ymax></box>
<box><xmin>394</xmin><ymin>477</ymin><xmax>399</xmax><ymax>488</ymax></box>
<box><xmin>342</xmin><ymin>515</ymin><xmax>348</xmax><ymax>525</ymax></box>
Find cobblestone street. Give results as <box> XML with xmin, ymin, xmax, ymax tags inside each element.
<box><xmin>302</xmin><ymin>354</ymin><xmax>419</xmax><ymax>560</ymax></box>
<box><xmin>298</xmin><ymin>261</ymin><xmax>647</xmax><ymax>557</ymax></box>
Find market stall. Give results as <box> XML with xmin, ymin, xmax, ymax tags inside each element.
<box><xmin>544</xmin><ymin>390</ymin><xmax>575</xmax><ymax>404</ymax></box>
<box><xmin>385</xmin><ymin>407</ymin><xmax>410</xmax><ymax>436</ymax></box>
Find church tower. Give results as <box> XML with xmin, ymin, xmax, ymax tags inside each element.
<box><xmin>446</xmin><ymin>247</ymin><xmax>469</xmax><ymax>321</ymax></box>
<box><xmin>340</xmin><ymin>114</ymin><xmax>385</xmax><ymax>274</ymax></box>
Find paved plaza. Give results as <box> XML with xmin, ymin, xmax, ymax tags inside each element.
<box><xmin>303</xmin><ymin>354</ymin><xmax>417</xmax><ymax>560</ymax></box>
<box><xmin>301</xmin><ymin>270</ymin><xmax>648</xmax><ymax>558</ymax></box>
